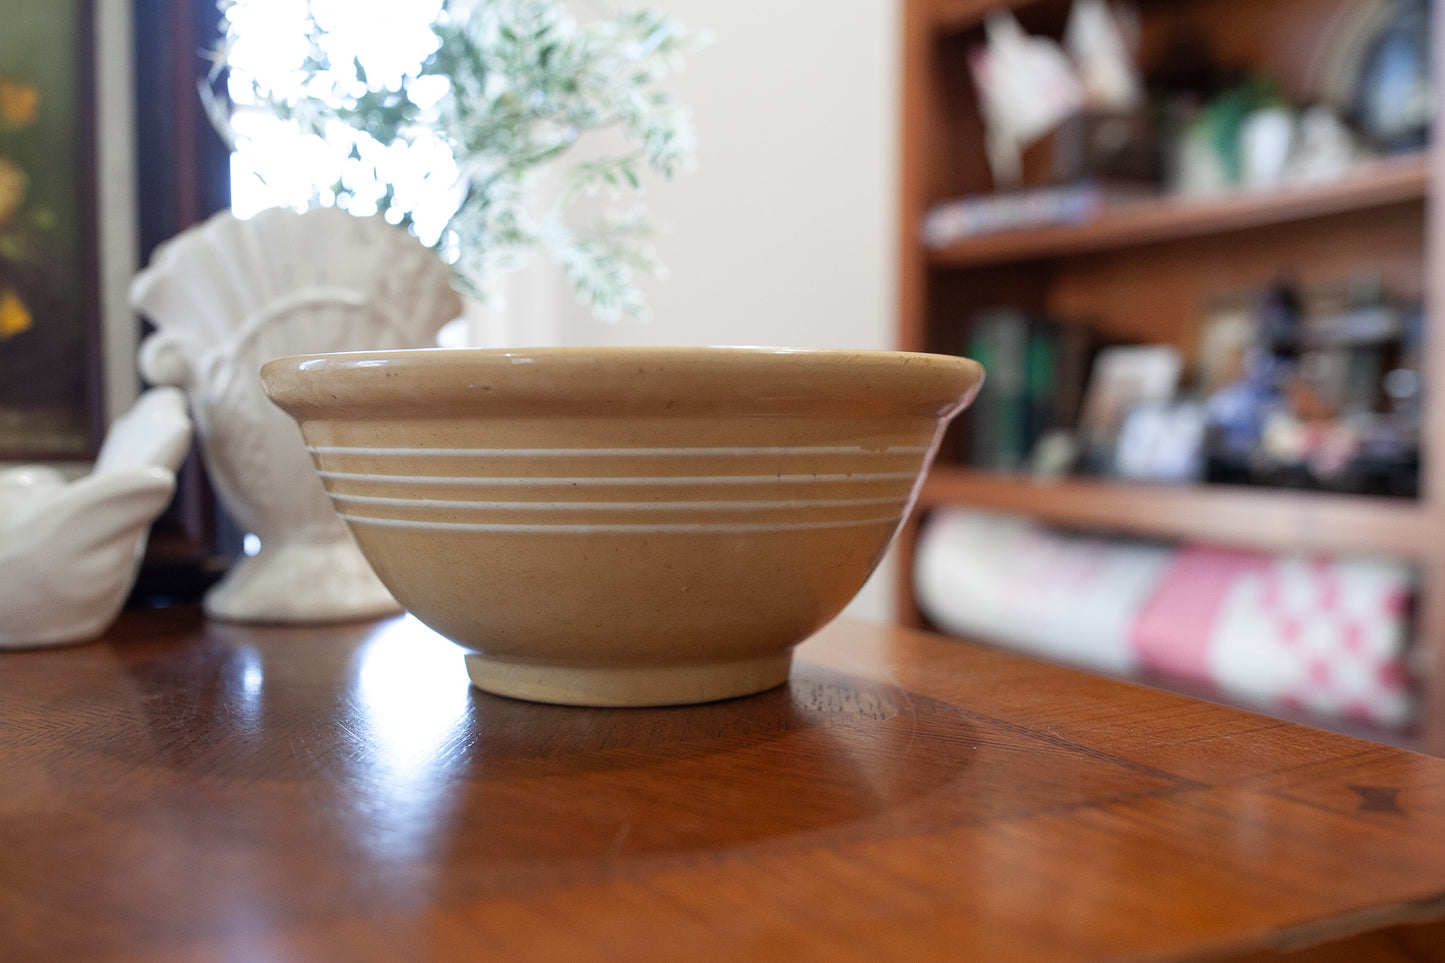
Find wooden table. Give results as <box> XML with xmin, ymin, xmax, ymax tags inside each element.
<box><xmin>5</xmin><ymin>607</ymin><xmax>1445</xmax><ymax>961</ymax></box>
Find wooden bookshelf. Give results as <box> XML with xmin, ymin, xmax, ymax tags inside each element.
<box><xmin>928</xmin><ymin>153</ymin><xmax>1429</xmax><ymax>269</ymax></box>
<box><xmin>896</xmin><ymin>0</ymin><xmax>1445</xmax><ymax>752</ymax></box>
<box><xmin>919</xmin><ymin>469</ymin><xmax>1429</xmax><ymax>559</ymax></box>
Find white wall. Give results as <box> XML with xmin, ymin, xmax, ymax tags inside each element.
<box><xmin>555</xmin><ymin>0</ymin><xmax>905</xmax><ymax>622</ymax></box>
<box><xmin>557</xmin><ymin>0</ymin><xmax>901</xmax><ymax>353</ymax></box>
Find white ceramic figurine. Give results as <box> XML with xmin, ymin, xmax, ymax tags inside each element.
<box><xmin>130</xmin><ymin>206</ymin><xmax>462</xmax><ymax>624</ymax></box>
<box><xmin>0</xmin><ymin>387</ymin><xmax>192</xmax><ymax>648</ymax></box>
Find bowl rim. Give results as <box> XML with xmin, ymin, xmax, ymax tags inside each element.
<box><xmin>260</xmin><ymin>345</ymin><xmax>985</xmax><ymax>420</ymax></box>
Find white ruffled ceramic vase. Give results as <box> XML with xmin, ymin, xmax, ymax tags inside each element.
<box><xmin>130</xmin><ymin>206</ymin><xmax>462</xmax><ymax>624</ymax></box>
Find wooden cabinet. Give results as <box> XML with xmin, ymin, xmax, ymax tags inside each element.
<box><xmin>894</xmin><ymin>0</ymin><xmax>1445</xmax><ymax>751</ymax></box>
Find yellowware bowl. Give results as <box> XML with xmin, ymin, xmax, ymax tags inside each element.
<box><xmin>261</xmin><ymin>346</ymin><xmax>983</xmax><ymax>706</ymax></box>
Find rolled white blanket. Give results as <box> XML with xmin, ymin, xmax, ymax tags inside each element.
<box><xmin>914</xmin><ymin>508</ymin><xmax>1415</xmax><ymax>729</ymax></box>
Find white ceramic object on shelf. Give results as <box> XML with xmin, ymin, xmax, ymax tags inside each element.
<box><xmin>0</xmin><ymin>387</ymin><xmax>192</xmax><ymax>649</ymax></box>
<box><xmin>130</xmin><ymin>206</ymin><xmax>463</xmax><ymax>624</ymax></box>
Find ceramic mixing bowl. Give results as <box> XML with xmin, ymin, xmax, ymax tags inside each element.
<box><xmin>261</xmin><ymin>346</ymin><xmax>983</xmax><ymax>706</ymax></box>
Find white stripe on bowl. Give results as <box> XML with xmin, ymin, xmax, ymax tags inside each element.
<box><xmin>316</xmin><ymin>469</ymin><xmax>921</xmax><ymax>487</ymax></box>
<box><xmin>309</xmin><ymin>444</ymin><xmax>928</xmax><ymax>458</ymax></box>
<box><xmin>326</xmin><ymin>492</ymin><xmax>909</xmax><ymax>512</ymax></box>
<box><xmin>336</xmin><ymin>512</ymin><xmax>904</xmax><ymax>534</ymax></box>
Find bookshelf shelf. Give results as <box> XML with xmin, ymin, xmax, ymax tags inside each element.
<box><xmin>919</xmin><ymin>468</ymin><xmax>1431</xmax><ymax>560</ymax></box>
<box><xmin>928</xmin><ymin>153</ymin><xmax>1430</xmax><ymax>269</ymax></box>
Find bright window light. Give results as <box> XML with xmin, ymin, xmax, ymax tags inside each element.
<box><xmin>221</xmin><ymin>0</ymin><xmax>458</xmax><ymax>244</ymax></box>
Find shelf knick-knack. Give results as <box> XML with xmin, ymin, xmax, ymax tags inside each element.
<box><xmin>0</xmin><ymin>388</ymin><xmax>192</xmax><ymax>648</ymax></box>
<box><xmin>131</xmin><ymin>206</ymin><xmax>462</xmax><ymax>624</ymax></box>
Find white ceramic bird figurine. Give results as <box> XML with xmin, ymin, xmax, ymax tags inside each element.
<box><xmin>0</xmin><ymin>387</ymin><xmax>192</xmax><ymax>648</ymax></box>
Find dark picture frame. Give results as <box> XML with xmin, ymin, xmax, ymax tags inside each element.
<box><xmin>0</xmin><ymin>0</ymin><xmax>102</xmax><ymax>460</ymax></box>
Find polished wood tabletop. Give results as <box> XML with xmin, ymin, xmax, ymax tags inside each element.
<box><xmin>5</xmin><ymin>606</ymin><xmax>1445</xmax><ymax>962</ymax></box>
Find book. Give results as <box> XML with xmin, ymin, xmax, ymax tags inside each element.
<box><xmin>963</xmin><ymin>310</ymin><xmax>1094</xmax><ymax>472</ymax></box>
<box><xmin>921</xmin><ymin>180</ymin><xmax>1154</xmax><ymax>248</ymax></box>
<box><xmin>965</xmin><ymin>309</ymin><xmax>1029</xmax><ymax>471</ymax></box>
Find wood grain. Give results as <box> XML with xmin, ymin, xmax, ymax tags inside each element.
<box><xmin>5</xmin><ymin>608</ymin><xmax>1445</xmax><ymax>960</ymax></box>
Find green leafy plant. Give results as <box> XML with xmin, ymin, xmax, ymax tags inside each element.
<box><xmin>211</xmin><ymin>0</ymin><xmax>702</xmax><ymax>320</ymax></box>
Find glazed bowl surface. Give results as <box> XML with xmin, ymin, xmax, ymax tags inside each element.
<box><xmin>261</xmin><ymin>346</ymin><xmax>982</xmax><ymax>706</ymax></box>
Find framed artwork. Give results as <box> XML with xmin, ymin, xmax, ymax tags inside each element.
<box><xmin>0</xmin><ymin>0</ymin><xmax>231</xmax><ymax>595</ymax></box>
<box><xmin>0</xmin><ymin>0</ymin><xmax>101</xmax><ymax>460</ymax></box>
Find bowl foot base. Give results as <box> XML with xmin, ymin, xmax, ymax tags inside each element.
<box><xmin>463</xmin><ymin>651</ymin><xmax>793</xmax><ymax>707</ymax></box>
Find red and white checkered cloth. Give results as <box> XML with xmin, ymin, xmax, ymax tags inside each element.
<box><xmin>915</xmin><ymin>509</ymin><xmax>1416</xmax><ymax>729</ymax></box>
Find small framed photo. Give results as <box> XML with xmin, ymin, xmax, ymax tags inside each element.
<box><xmin>1078</xmin><ymin>344</ymin><xmax>1183</xmax><ymax>473</ymax></box>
